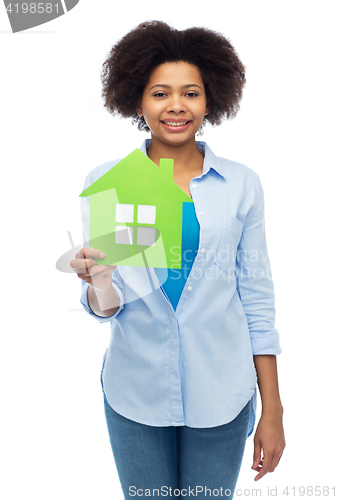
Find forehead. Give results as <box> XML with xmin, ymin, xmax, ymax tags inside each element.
<box><xmin>146</xmin><ymin>61</ymin><xmax>204</xmax><ymax>87</ymax></box>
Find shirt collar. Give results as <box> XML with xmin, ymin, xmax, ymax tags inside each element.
<box><xmin>139</xmin><ymin>138</ymin><xmax>225</xmax><ymax>179</ymax></box>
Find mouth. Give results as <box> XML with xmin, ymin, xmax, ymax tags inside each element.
<box><xmin>160</xmin><ymin>120</ymin><xmax>192</xmax><ymax>131</ymax></box>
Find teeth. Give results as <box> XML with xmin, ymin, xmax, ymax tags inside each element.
<box><xmin>163</xmin><ymin>121</ymin><xmax>189</xmax><ymax>126</ymax></box>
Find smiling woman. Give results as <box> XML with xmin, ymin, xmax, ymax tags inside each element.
<box><xmin>70</xmin><ymin>19</ymin><xmax>285</xmax><ymax>500</ymax></box>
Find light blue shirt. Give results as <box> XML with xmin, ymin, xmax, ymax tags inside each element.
<box><xmin>80</xmin><ymin>139</ymin><xmax>281</xmax><ymax>436</ymax></box>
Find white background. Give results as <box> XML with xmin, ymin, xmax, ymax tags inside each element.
<box><xmin>1</xmin><ymin>1</ymin><xmax>338</xmax><ymax>498</ymax></box>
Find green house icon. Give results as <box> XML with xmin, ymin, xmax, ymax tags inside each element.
<box><xmin>80</xmin><ymin>149</ymin><xmax>193</xmax><ymax>269</ymax></box>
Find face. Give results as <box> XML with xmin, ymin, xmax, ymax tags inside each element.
<box><xmin>136</xmin><ymin>61</ymin><xmax>209</xmax><ymax>148</ymax></box>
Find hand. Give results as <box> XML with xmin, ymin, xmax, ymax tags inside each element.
<box><xmin>251</xmin><ymin>410</ymin><xmax>285</xmax><ymax>481</ymax></box>
<box><xmin>70</xmin><ymin>247</ymin><xmax>117</xmax><ymax>290</ymax></box>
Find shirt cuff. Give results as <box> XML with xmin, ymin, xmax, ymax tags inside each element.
<box><xmin>250</xmin><ymin>329</ymin><xmax>282</xmax><ymax>355</ymax></box>
<box><xmin>80</xmin><ymin>282</ymin><xmax>124</xmax><ymax>323</ymax></box>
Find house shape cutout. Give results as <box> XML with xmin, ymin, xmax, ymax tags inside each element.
<box><xmin>80</xmin><ymin>149</ymin><xmax>194</xmax><ymax>269</ymax></box>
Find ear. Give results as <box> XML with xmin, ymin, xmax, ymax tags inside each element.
<box><xmin>136</xmin><ymin>102</ymin><xmax>143</xmax><ymax>117</ymax></box>
<box><xmin>205</xmin><ymin>102</ymin><xmax>210</xmax><ymax>116</ymax></box>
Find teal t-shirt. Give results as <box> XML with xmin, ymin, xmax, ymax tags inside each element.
<box><xmin>154</xmin><ymin>199</ymin><xmax>200</xmax><ymax>311</ymax></box>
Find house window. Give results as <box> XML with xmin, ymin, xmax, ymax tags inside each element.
<box><xmin>115</xmin><ymin>204</ymin><xmax>156</xmax><ymax>247</ymax></box>
<box><xmin>116</xmin><ymin>203</ymin><xmax>134</xmax><ymax>223</ymax></box>
<box><xmin>115</xmin><ymin>226</ymin><xmax>133</xmax><ymax>245</ymax></box>
<box><xmin>137</xmin><ymin>205</ymin><xmax>156</xmax><ymax>224</ymax></box>
<box><xmin>137</xmin><ymin>227</ymin><xmax>155</xmax><ymax>246</ymax></box>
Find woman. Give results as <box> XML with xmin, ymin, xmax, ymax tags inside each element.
<box><xmin>71</xmin><ymin>20</ymin><xmax>285</xmax><ymax>499</ymax></box>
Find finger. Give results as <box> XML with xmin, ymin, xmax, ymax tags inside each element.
<box><xmin>73</xmin><ymin>265</ymin><xmax>117</xmax><ymax>278</ymax></box>
<box><xmin>270</xmin><ymin>455</ymin><xmax>279</xmax><ymax>473</ymax></box>
<box><xmin>252</xmin><ymin>459</ymin><xmax>263</xmax><ymax>474</ymax></box>
<box><xmin>252</xmin><ymin>439</ymin><xmax>262</xmax><ymax>470</ymax></box>
<box><xmin>252</xmin><ymin>459</ymin><xmax>263</xmax><ymax>470</ymax></box>
<box><xmin>71</xmin><ymin>260</ymin><xmax>117</xmax><ymax>273</ymax></box>
<box><xmin>70</xmin><ymin>258</ymin><xmax>98</xmax><ymax>270</ymax></box>
<box><xmin>270</xmin><ymin>449</ymin><xmax>284</xmax><ymax>472</ymax></box>
<box><xmin>87</xmin><ymin>264</ymin><xmax>117</xmax><ymax>274</ymax></box>
<box><xmin>254</xmin><ymin>454</ymin><xmax>273</xmax><ymax>481</ymax></box>
<box><xmin>80</xmin><ymin>265</ymin><xmax>117</xmax><ymax>277</ymax></box>
<box><xmin>74</xmin><ymin>247</ymin><xmax>106</xmax><ymax>260</ymax></box>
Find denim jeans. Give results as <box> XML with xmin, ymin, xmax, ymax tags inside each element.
<box><xmin>103</xmin><ymin>391</ymin><xmax>251</xmax><ymax>499</ymax></box>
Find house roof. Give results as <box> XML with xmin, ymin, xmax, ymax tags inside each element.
<box><xmin>79</xmin><ymin>148</ymin><xmax>191</xmax><ymax>203</ymax></box>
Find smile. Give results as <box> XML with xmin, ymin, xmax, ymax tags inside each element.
<box><xmin>160</xmin><ymin>120</ymin><xmax>192</xmax><ymax>131</ymax></box>
<box><xmin>161</xmin><ymin>121</ymin><xmax>190</xmax><ymax>126</ymax></box>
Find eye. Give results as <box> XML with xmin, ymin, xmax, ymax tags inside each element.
<box><xmin>153</xmin><ymin>92</ymin><xmax>167</xmax><ymax>97</ymax></box>
<box><xmin>186</xmin><ymin>92</ymin><xmax>199</xmax><ymax>98</ymax></box>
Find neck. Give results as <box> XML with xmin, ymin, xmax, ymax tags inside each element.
<box><xmin>146</xmin><ymin>135</ymin><xmax>204</xmax><ymax>173</ymax></box>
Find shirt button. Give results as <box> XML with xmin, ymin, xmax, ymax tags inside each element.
<box><xmin>201</xmin><ymin>248</ymin><xmax>206</xmax><ymax>253</ymax></box>
<box><xmin>191</xmin><ymin>183</ymin><xmax>197</xmax><ymax>188</ymax></box>
<box><xmin>187</xmin><ymin>285</ymin><xmax>192</xmax><ymax>291</ymax></box>
<box><xmin>199</xmin><ymin>211</ymin><xmax>204</xmax><ymax>216</ymax></box>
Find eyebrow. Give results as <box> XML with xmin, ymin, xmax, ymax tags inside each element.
<box><xmin>148</xmin><ymin>84</ymin><xmax>203</xmax><ymax>91</ymax></box>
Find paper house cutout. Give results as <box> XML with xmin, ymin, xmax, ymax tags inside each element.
<box><xmin>80</xmin><ymin>149</ymin><xmax>194</xmax><ymax>269</ymax></box>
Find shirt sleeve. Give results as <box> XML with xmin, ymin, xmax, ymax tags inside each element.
<box><xmin>236</xmin><ymin>173</ymin><xmax>281</xmax><ymax>355</ymax></box>
<box><xmin>79</xmin><ymin>172</ymin><xmax>125</xmax><ymax>323</ymax></box>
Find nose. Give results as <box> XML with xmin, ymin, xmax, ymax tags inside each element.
<box><xmin>166</xmin><ymin>94</ymin><xmax>187</xmax><ymax>114</ymax></box>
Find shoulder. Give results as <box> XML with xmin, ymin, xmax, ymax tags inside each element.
<box><xmin>203</xmin><ymin>142</ymin><xmax>261</xmax><ymax>192</ymax></box>
<box><xmin>82</xmin><ymin>158</ymin><xmax>123</xmax><ymax>191</ymax></box>
<box><xmin>218</xmin><ymin>156</ymin><xmax>259</xmax><ymax>184</ymax></box>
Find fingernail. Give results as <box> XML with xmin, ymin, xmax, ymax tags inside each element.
<box><xmin>99</xmin><ymin>252</ymin><xmax>105</xmax><ymax>258</ymax></box>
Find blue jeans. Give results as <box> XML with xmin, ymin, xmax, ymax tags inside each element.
<box><xmin>103</xmin><ymin>391</ymin><xmax>251</xmax><ymax>499</ymax></box>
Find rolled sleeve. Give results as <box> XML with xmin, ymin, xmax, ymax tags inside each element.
<box><xmin>236</xmin><ymin>174</ymin><xmax>282</xmax><ymax>355</ymax></box>
<box><xmin>80</xmin><ymin>274</ymin><xmax>124</xmax><ymax>323</ymax></box>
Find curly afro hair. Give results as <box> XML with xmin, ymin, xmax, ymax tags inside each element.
<box><xmin>100</xmin><ymin>20</ymin><xmax>246</xmax><ymax>133</ymax></box>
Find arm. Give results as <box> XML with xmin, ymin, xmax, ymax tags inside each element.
<box><xmin>235</xmin><ymin>173</ymin><xmax>285</xmax><ymax>479</ymax></box>
<box><xmin>77</xmin><ymin>171</ymin><xmax>125</xmax><ymax>322</ymax></box>
<box><xmin>87</xmin><ymin>282</ymin><xmax>120</xmax><ymax>318</ymax></box>
<box><xmin>72</xmin><ymin>246</ymin><xmax>124</xmax><ymax>321</ymax></box>
<box><xmin>252</xmin><ymin>355</ymin><xmax>285</xmax><ymax>481</ymax></box>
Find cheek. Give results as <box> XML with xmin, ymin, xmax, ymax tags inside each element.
<box><xmin>195</xmin><ymin>106</ymin><xmax>208</xmax><ymax>120</ymax></box>
<box><xmin>142</xmin><ymin>104</ymin><xmax>161</xmax><ymax>122</ymax></box>
<box><xmin>193</xmin><ymin>99</ymin><xmax>208</xmax><ymax>115</ymax></box>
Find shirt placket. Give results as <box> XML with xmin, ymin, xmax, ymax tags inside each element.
<box><xmin>152</xmin><ymin>272</ymin><xmax>185</xmax><ymax>424</ymax></box>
